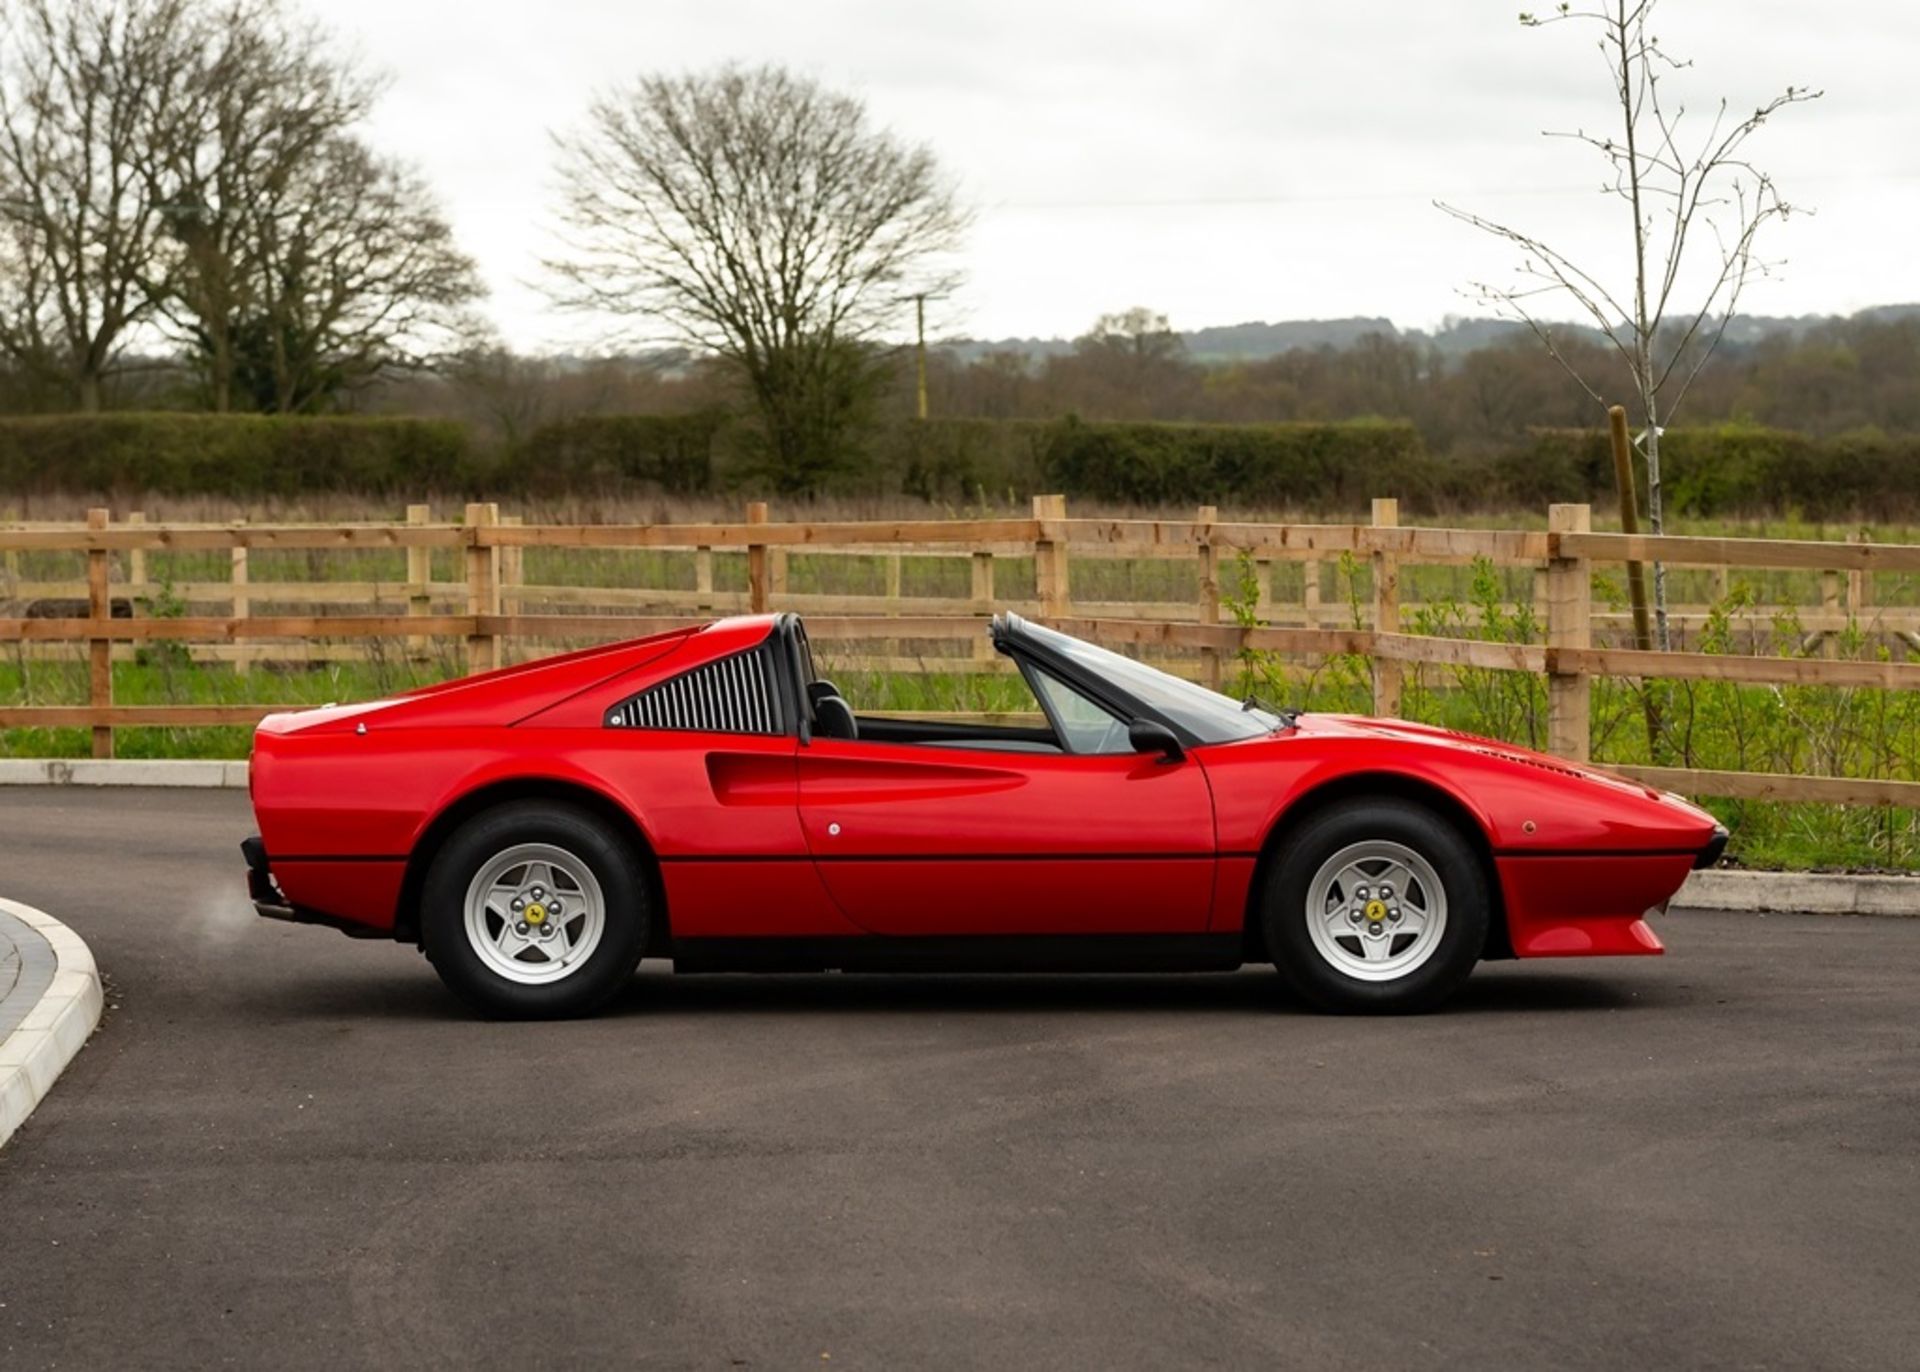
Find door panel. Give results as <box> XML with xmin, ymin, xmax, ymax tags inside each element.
<box><xmin>796</xmin><ymin>738</ymin><xmax>1216</xmax><ymax>935</ymax></box>
<box><xmin>575</xmin><ymin>731</ymin><xmax>856</xmax><ymax>937</ymax></box>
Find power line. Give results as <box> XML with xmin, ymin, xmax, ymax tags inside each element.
<box><xmin>977</xmin><ymin>170</ymin><xmax>1920</xmax><ymax>212</ymax></box>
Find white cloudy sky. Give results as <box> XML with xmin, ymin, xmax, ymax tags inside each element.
<box><xmin>323</xmin><ymin>0</ymin><xmax>1920</xmax><ymax>350</ymax></box>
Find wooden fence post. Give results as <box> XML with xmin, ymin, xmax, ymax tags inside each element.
<box><xmin>747</xmin><ymin>501</ymin><xmax>769</xmax><ymax>613</ymax></box>
<box><xmin>1032</xmin><ymin>493</ymin><xmax>1070</xmax><ymax>619</ymax></box>
<box><xmin>885</xmin><ymin>552</ymin><xmax>903</xmax><ymax>618</ymax></box>
<box><xmin>971</xmin><ymin>550</ymin><xmax>995</xmax><ymax>668</ymax></box>
<box><xmin>1371</xmin><ymin>497</ymin><xmax>1401</xmax><ymax>717</ymax></box>
<box><xmin>230</xmin><ymin>520</ymin><xmax>251</xmax><ymax>676</ymax></box>
<box><xmin>87</xmin><ymin>507</ymin><xmax>112</xmax><ymax>759</ymax></box>
<box><xmin>464</xmin><ymin>501</ymin><xmax>498</xmax><ymax>675</ymax></box>
<box><xmin>769</xmin><ymin>545</ymin><xmax>789</xmax><ymax>605</ymax></box>
<box><xmin>694</xmin><ymin>546</ymin><xmax>714</xmax><ymax>611</ymax></box>
<box><xmin>1546</xmin><ymin>503</ymin><xmax>1593</xmax><ymax>761</ymax></box>
<box><xmin>499</xmin><ymin>513</ymin><xmax>524</xmax><ymax>665</ymax></box>
<box><xmin>1821</xmin><ymin>568</ymin><xmax>1842</xmax><ymax>659</ymax></box>
<box><xmin>1847</xmin><ymin>529</ymin><xmax>1869</xmax><ymax>620</ymax></box>
<box><xmin>1303</xmin><ymin>558</ymin><xmax>1322</xmax><ymax>627</ymax></box>
<box><xmin>406</xmin><ymin>503</ymin><xmax>431</xmax><ymax>659</ymax></box>
<box><xmin>1196</xmin><ymin>504</ymin><xmax>1221</xmax><ymax>690</ymax></box>
<box><xmin>126</xmin><ymin>511</ymin><xmax>147</xmax><ymax>595</ymax></box>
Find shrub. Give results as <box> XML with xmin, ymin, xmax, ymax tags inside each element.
<box><xmin>0</xmin><ymin>413</ymin><xmax>475</xmax><ymax>495</ymax></box>
<box><xmin>500</xmin><ymin>412</ymin><xmax>724</xmax><ymax>493</ymax></box>
<box><xmin>5</xmin><ymin>409</ymin><xmax>1918</xmax><ymax>513</ymax></box>
<box><xmin>888</xmin><ymin>417</ymin><xmax>1053</xmax><ymax>499</ymax></box>
<box><xmin>1488</xmin><ymin>424</ymin><xmax>1920</xmax><ymax>517</ymax></box>
<box><xmin>1039</xmin><ymin>417</ymin><xmax>1429</xmax><ymax>506</ymax></box>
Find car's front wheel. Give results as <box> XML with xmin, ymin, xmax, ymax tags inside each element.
<box><xmin>1263</xmin><ymin>797</ymin><xmax>1489</xmax><ymax>1013</ymax></box>
<box><xmin>422</xmin><ymin>801</ymin><xmax>649</xmax><ymax>1019</ymax></box>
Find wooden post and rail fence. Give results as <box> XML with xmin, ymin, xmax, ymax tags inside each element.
<box><xmin>3</xmin><ymin>496</ymin><xmax>1918</xmax><ymax>809</ymax></box>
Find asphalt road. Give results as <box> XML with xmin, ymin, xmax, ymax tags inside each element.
<box><xmin>1</xmin><ymin>788</ymin><xmax>1916</xmax><ymax>1371</ymax></box>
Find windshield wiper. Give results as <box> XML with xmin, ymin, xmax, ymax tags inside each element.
<box><xmin>1241</xmin><ymin>694</ymin><xmax>1300</xmax><ymax>729</ymax></box>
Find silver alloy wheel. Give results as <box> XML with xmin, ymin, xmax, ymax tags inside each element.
<box><xmin>1303</xmin><ymin>839</ymin><xmax>1448</xmax><ymax>982</ymax></box>
<box><xmin>462</xmin><ymin>842</ymin><xmax>607</xmax><ymax>986</ymax></box>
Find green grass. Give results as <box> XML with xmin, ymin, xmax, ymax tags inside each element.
<box><xmin>1224</xmin><ymin>553</ymin><xmax>1920</xmax><ymax>872</ymax></box>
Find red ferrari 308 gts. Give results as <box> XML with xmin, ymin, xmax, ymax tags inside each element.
<box><xmin>243</xmin><ymin>612</ymin><xmax>1725</xmax><ymax>1018</ymax></box>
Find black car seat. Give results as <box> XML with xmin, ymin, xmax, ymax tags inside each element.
<box><xmin>813</xmin><ymin>694</ymin><xmax>858</xmax><ymax>740</ymax></box>
<box><xmin>807</xmin><ymin>680</ymin><xmax>843</xmax><ymax>708</ymax></box>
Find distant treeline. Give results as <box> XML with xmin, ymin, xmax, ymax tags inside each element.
<box><xmin>900</xmin><ymin>417</ymin><xmax>1920</xmax><ymax>516</ymax></box>
<box><xmin>912</xmin><ymin>310</ymin><xmax>1920</xmax><ymax>448</ymax></box>
<box><xmin>5</xmin><ymin>411</ymin><xmax>1918</xmax><ymax>517</ymax></box>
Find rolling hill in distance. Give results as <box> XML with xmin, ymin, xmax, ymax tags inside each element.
<box><xmin>938</xmin><ymin>304</ymin><xmax>1920</xmax><ymax>365</ymax></box>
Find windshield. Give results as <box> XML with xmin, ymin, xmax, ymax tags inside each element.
<box><xmin>1018</xmin><ymin>620</ymin><xmax>1284</xmax><ymax>744</ymax></box>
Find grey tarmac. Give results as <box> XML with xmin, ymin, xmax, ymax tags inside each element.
<box><xmin>0</xmin><ymin>787</ymin><xmax>1916</xmax><ymax>1371</ymax></box>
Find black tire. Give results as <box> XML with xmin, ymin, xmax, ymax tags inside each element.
<box><xmin>421</xmin><ymin>801</ymin><xmax>649</xmax><ymax>1019</ymax></box>
<box><xmin>1262</xmin><ymin>797</ymin><xmax>1488</xmax><ymax>1014</ymax></box>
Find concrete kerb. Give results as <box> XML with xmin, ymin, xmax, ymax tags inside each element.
<box><xmin>1675</xmin><ymin>868</ymin><xmax>1920</xmax><ymax>917</ymax></box>
<box><xmin>0</xmin><ymin>758</ymin><xmax>249</xmax><ymax>788</ymax></box>
<box><xmin>0</xmin><ymin>896</ymin><xmax>105</xmax><ymax>1151</ymax></box>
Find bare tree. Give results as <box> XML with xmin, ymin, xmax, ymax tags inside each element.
<box><xmin>1439</xmin><ymin>0</ymin><xmax>1818</xmax><ymax>647</ymax></box>
<box><xmin>0</xmin><ymin>0</ymin><xmax>200</xmax><ymax>410</ymax></box>
<box><xmin>0</xmin><ymin>207</ymin><xmax>65</xmax><ymax>404</ymax></box>
<box><xmin>548</xmin><ymin>63</ymin><xmax>967</xmax><ymax>489</ymax></box>
<box><xmin>146</xmin><ymin>0</ymin><xmax>380</xmax><ymax>411</ymax></box>
<box><xmin>1079</xmin><ymin>308</ymin><xmax>1185</xmax><ymax>367</ymax></box>
<box><xmin>1050</xmin><ymin>308</ymin><xmax>1200</xmax><ymax>420</ymax></box>
<box><xmin>226</xmin><ymin>135</ymin><xmax>482</xmax><ymax>413</ymax></box>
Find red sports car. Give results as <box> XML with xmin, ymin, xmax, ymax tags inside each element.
<box><xmin>243</xmin><ymin>613</ymin><xmax>1725</xmax><ymax>1018</ymax></box>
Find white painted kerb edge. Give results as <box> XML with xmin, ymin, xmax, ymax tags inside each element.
<box><xmin>0</xmin><ymin>896</ymin><xmax>105</xmax><ymax>1150</ymax></box>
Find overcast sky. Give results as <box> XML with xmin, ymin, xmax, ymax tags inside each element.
<box><xmin>322</xmin><ymin>0</ymin><xmax>1920</xmax><ymax>351</ymax></box>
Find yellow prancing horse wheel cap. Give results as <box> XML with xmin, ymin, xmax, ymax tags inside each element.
<box><xmin>1363</xmin><ymin>899</ymin><xmax>1388</xmax><ymax>922</ymax></box>
<box><xmin>524</xmin><ymin>903</ymin><xmax>548</xmax><ymax>926</ymax></box>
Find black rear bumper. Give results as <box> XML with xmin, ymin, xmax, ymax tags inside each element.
<box><xmin>242</xmin><ymin>834</ymin><xmax>387</xmax><ymax>939</ymax></box>
<box><xmin>242</xmin><ymin>834</ymin><xmax>283</xmax><ymax>909</ymax></box>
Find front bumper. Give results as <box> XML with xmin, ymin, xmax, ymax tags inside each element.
<box><xmin>1695</xmin><ymin>825</ymin><xmax>1731</xmax><ymax>870</ymax></box>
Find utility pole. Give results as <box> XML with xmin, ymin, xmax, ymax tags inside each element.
<box><xmin>914</xmin><ymin>293</ymin><xmax>929</xmax><ymax>421</ymax></box>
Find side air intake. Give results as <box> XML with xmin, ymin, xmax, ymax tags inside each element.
<box><xmin>605</xmin><ymin>645</ymin><xmax>784</xmax><ymax>735</ymax></box>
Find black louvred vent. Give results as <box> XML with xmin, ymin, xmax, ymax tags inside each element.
<box><xmin>605</xmin><ymin>645</ymin><xmax>784</xmax><ymax>734</ymax></box>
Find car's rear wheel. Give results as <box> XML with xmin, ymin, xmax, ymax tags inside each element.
<box><xmin>1263</xmin><ymin>797</ymin><xmax>1488</xmax><ymax>1013</ymax></box>
<box><xmin>422</xmin><ymin>802</ymin><xmax>648</xmax><ymax>1019</ymax></box>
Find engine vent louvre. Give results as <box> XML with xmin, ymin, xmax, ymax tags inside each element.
<box><xmin>1470</xmin><ymin>745</ymin><xmax>1589</xmax><ymax>780</ymax></box>
<box><xmin>605</xmin><ymin>645</ymin><xmax>784</xmax><ymax>735</ymax></box>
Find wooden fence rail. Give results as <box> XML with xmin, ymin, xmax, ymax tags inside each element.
<box><xmin>3</xmin><ymin>497</ymin><xmax>1917</xmax><ymax>810</ymax></box>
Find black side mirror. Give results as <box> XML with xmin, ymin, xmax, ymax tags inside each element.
<box><xmin>1128</xmin><ymin>718</ymin><xmax>1185</xmax><ymax>763</ymax></box>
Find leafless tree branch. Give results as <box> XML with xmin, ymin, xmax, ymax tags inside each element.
<box><xmin>1449</xmin><ymin>0</ymin><xmax>1818</xmax><ymax>649</ymax></box>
